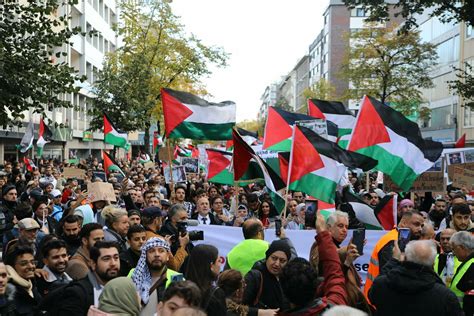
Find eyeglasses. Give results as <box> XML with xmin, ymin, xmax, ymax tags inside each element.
<box><xmin>17</xmin><ymin>260</ymin><xmax>38</xmax><ymax>267</ymax></box>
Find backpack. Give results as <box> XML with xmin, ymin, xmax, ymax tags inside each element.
<box><xmin>39</xmin><ymin>280</ymin><xmax>88</xmax><ymax>316</ymax></box>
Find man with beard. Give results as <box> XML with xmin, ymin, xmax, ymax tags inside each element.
<box><xmin>364</xmin><ymin>211</ymin><xmax>424</xmax><ymax>301</ymax></box>
<box><xmin>429</xmin><ymin>198</ymin><xmax>448</xmax><ymax>230</ymax></box>
<box><xmin>4</xmin><ymin>218</ymin><xmax>41</xmax><ymax>257</ymax></box>
<box><xmin>60</xmin><ymin>215</ymin><xmax>82</xmax><ymax>256</ymax></box>
<box><xmin>131</xmin><ymin>237</ymin><xmax>181</xmax><ymax>316</ymax></box>
<box><xmin>36</xmin><ymin>239</ymin><xmax>72</xmax><ymax>296</ymax></box>
<box><xmin>53</xmin><ymin>241</ymin><xmax>120</xmax><ymax>316</ymax></box>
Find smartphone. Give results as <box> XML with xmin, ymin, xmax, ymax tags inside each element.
<box><xmin>275</xmin><ymin>219</ymin><xmax>282</xmax><ymax>237</ymax></box>
<box><xmin>398</xmin><ymin>228</ymin><xmax>411</xmax><ymax>252</ymax></box>
<box><xmin>352</xmin><ymin>228</ymin><xmax>365</xmax><ymax>256</ymax></box>
<box><xmin>171</xmin><ymin>274</ymin><xmax>185</xmax><ymax>283</ymax></box>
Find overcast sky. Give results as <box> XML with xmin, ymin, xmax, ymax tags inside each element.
<box><xmin>171</xmin><ymin>0</ymin><xmax>328</xmax><ymax>122</ymax></box>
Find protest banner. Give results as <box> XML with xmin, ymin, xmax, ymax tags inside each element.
<box><xmin>189</xmin><ymin>225</ymin><xmax>385</xmax><ymax>284</ymax></box>
<box><xmin>452</xmin><ymin>166</ymin><xmax>474</xmax><ymax>192</ymax></box>
<box><xmin>62</xmin><ymin>167</ymin><xmax>86</xmax><ymax>179</ymax></box>
<box><xmin>87</xmin><ymin>182</ymin><xmax>116</xmax><ymax>202</ymax></box>
<box><xmin>143</xmin><ymin>161</ymin><xmax>155</xmax><ymax>170</ymax></box>
<box><xmin>163</xmin><ymin>165</ymin><xmax>187</xmax><ymax>183</ymax></box>
<box><xmin>384</xmin><ymin>172</ymin><xmax>445</xmax><ymax>192</ymax></box>
<box><xmin>181</xmin><ymin>157</ymin><xmax>199</xmax><ymax>174</ymax></box>
<box><xmin>447</xmin><ymin>162</ymin><xmax>474</xmax><ymax>179</ymax></box>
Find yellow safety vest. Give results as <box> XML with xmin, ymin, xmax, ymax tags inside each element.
<box><xmin>433</xmin><ymin>254</ymin><xmax>462</xmax><ymax>286</ymax></box>
<box><xmin>449</xmin><ymin>257</ymin><xmax>474</xmax><ymax>307</ymax></box>
<box><xmin>128</xmin><ymin>267</ymin><xmax>181</xmax><ymax>288</ymax></box>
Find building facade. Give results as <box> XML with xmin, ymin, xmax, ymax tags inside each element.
<box><xmin>259</xmin><ymin>83</ymin><xmax>279</xmax><ymax>123</ymax></box>
<box><xmin>417</xmin><ymin>10</ymin><xmax>474</xmax><ymax>145</ymax></box>
<box><xmin>0</xmin><ymin>0</ymin><xmax>121</xmax><ymax>162</ymax></box>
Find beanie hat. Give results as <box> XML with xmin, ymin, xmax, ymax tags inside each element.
<box><xmin>266</xmin><ymin>239</ymin><xmax>291</xmax><ymax>260</ymax></box>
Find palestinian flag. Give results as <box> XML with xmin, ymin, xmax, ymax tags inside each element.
<box><xmin>18</xmin><ymin>121</ymin><xmax>34</xmax><ymax>153</ymax></box>
<box><xmin>23</xmin><ymin>156</ymin><xmax>36</xmax><ymax>172</ymax></box>
<box><xmin>206</xmin><ymin>149</ymin><xmax>234</xmax><ymax>185</ymax></box>
<box><xmin>103</xmin><ymin>151</ymin><xmax>124</xmax><ymax>175</ymax></box>
<box><xmin>317</xmin><ymin>200</ymin><xmax>336</xmax><ymax>220</ymax></box>
<box><xmin>104</xmin><ymin>113</ymin><xmax>130</xmax><ymax>150</ymax></box>
<box><xmin>455</xmin><ymin>134</ymin><xmax>466</xmax><ymax>148</ymax></box>
<box><xmin>343</xmin><ymin>189</ymin><xmax>397</xmax><ymax>230</ymax></box>
<box><xmin>233</xmin><ymin>129</ymin><xmax>286</xmax><ymax>213</ymax></box>
<box><xmin>174</xmin><ymin>145</ymin><xmax>191</xmax><ymax>158</ymax></box>
<box><xmin>153</xmin><ymin>132</ymin><xmax>164</xmax><ymax>154</ymax></box>
<box><xmin>36</xmin><ymin>118</ymin><xmax>53</xmax><ymax>156</ymax></box>
<box><xmin>288</xmin><ymin>126</ymin><xmax>377</xmax><ymax>204</ymax></box>
<box><xmin>347</xmin><ymin>96</ymin><xmax>443</xmax><ymax>190</ymax></box>
<box><xmin>278</xmin><ymin>152</ymin><xmax>290</xmax><ymax>185</ymax></box>
<box><xmin>263</xmin><ymin>106</ymin><xmax>337</xmax><ymax>151</ymax></box>
<box><xmin>226</xmin><ymin>128</ymin><xmax>258</xmax><ymax>150</ymax></box>
<box><xmin>308</xmin><ymin>99</ymin><xmax>355</xmax><ymax>137</ymax></box>
<box><xmin>162</xmin><ymin>88</ymin><xmax>236</xmax><ymax>140</ymax></box>
<box><xmin>186</xmin><ymin>144</ymin><xmax>200</xmax><ymax>158</ymax></box>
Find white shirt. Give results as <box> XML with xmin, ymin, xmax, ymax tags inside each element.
<box><xmin>198</xmin><ymin>214</ymin><xmax>211</xmax><ymax>225</ymax></box>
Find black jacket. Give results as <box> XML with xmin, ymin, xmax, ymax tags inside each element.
<box><xmin>119</xmin><ymin>248</ymin><xmax>140</xmax><ymax>276</ymax></box>
<box><xmin>202</xmin><ymin>286</ymin><xmax>227</xmax><ymax>316</ymax></box>
<box><xmin>369</xmin><ymin>259</ymin><xmax>463</xmax><ymax>316</ymax></box>
<box><xmin>159</xmin><ymin>220</ymin><xmax>193</xmax><ymax>256</ymax></box>
<box><xmin>10</xmin><ymin>281</ymin><xmax>42</xmax><ymax>316</ymax></box>
<box><xmin>48</xmin><ymin>275</ymin><xmax>94</xmax><ymax>316</ymax></box>
<box><xmin>191</xmin><ymin>212</ymin><xmax>218</xmax><ymax>225</ymax></box>
<box><xmin>0</xmin><ymin>284</ymin><xmax>17</xmax><ymax>316</ymax></box>
<box><xmin>0</xmin><ymin>200</ymin><xmax>16</xmax><ymax>239</ymax></box>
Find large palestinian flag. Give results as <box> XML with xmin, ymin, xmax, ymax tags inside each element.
<box><xmin>233</xmin><ymin>129</ymin><xmax>286</xmax><ymax>213</ymax></box>
<box><xmin>263</xmin><ymin>107</ymin><xmax>338</xmax><ymax>151</ymax></box>
<box><xmin>308</xmin><ymin>99</ymin><xmax>355</xmax><ymax>137</ymax></box>
<box><xmin>104</xmin><ymin>113</ymin><xmax>130</xmax><ymax>150</ymax></box>
<box><xmin>206</xmin><ymin>149</ymin><xmax>234</xmax><ymax>186</ymax></box>
<box><xmin>343</xmin><ymin>189</ymin><xmax>397</xmax><ymax>230</ymax></box>
<box><xmin>226</xmin><ymin>127</ymin><xmax>258</xmax><ymax>150</ymax></box>
<box><xmin>162</xmin><ymin>88</ymin><xmax>236</xmax><ymax>140</ymax></box>
<box><xmin>103</xmin><ymin>151</ymin><xmax>124</xmax><ymax>175</ymax></box>
<box><xmin>36</xmin><ymin>118</ymin><xmax>53</xmax><ymax>156</ymax></box>
<box><xmin>347</xmin><ymin>96</ymin><xmax>443</xmax><ymax>190</ymax></box>
<box><xmin>278</xmin><ymin>152</ymin><xmax>290</xmax><ymax>185</ymax></box>
<box><xmin>288</xmin><ymin>126</ymin><xmax>377</xmax><ymax>204</ymax></box>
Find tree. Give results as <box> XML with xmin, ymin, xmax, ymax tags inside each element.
<box><xmin>339</xmin><ymin>26</ymin><xmax>437</xmax><ymax>116</ymax></box>
<box><xmin>89</xmin><ymin>1</ymin><xmax>228</xmax><ymax>152</ymax></box>
<box><xmin>302</xmin><ymin>79</ymin><xmax>340</xmax><ymax>103</ymax></box>
<box><xmin>0</xmin><ymin>0</ymin><xmax>86</xmax><ymax>128</ymax></box>
<box><xmin>343</xmin><ymin>0</ymin><xmax>474</xmax><ymax>31</ymax></box>
<box><xmin>449</xmin><ymin>63</ymin><xmax>474</xmax><ymax>109</ymax></box>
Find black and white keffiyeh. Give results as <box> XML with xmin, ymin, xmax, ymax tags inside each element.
<box><xmin>131</xmin><ymin>237</ymin><xmax>171</xmax><ymax>304</ymax></box>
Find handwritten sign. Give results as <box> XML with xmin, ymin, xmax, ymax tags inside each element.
<box><xmin>447</xmin><ymin>162</ymin><xmax>474</xmax><ymax>179</ymax></box>
<box><xmin>63</xmin><ymin>167</ymin><xmax>86</xmax><ymax>179</ymax></box>
<box><xmin>452</xmin><ymin>167</ymin><xmax>474</xmax><ymax>191</ymax></box>
<box><xmin>384</xmin><ymin>172</ymin><xmax>445</xmax><ymax>193</ymax></box>
<box><xmin>87</xmin><ymin>182</ymin><xmax>117</xmax><ymax>202</ymax></box>
<box><xmin>143</xmin><ymin>161</ymin><xmax>155</xmax><ymax>170</ymax></box>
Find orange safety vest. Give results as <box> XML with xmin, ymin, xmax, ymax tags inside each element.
<box><xmin>363</xmin><ymin>228</ymin><xmax>398</xmax><ymax>302</ymax></box>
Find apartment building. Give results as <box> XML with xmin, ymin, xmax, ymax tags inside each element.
<box><xmin>0</xmin><ymin>0</ymin><xmax>121</xmax><ymax>162</ymax></box>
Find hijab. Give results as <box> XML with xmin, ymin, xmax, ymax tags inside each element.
<box><xmin>98</xmin><ymin>277</ymin><xmax>141</xmax><ymax>316</ymax></box>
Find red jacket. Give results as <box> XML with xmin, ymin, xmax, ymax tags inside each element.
<box><xmin>279</xmin><ymin>231</ymin><xmax>347</xmax><ymax>315</ymax></box>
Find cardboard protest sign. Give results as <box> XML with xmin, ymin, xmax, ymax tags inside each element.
<box><xmin>447</xmin><ymin>162</ymin><xmax>474</xmax><ymax>179</ymax></box>
<box><xmin>384</xmin><ymin>172</ymin><xmax>445</xmax><ymax>193</ymax></box>
<box><xmin>87</xmin><ymin>182</ymin><xmax>117</xmax><ymax>202</ymax></box>
<box><xmin>143</xmin><ymin>161</ymin><xmax>155</xmax><ymax>170</ymax></box>
<box><xmin>63</xmin><ymin>167</ymin><xmax>86</xmax><ymax>179</ymax></box>
<box><xmin>452</xmin><ymin>167</ymin><xmax>474</xmax><ymax>191</ymax></box>
<box><xmin>158</xmin><ymin>147</ymin><xmax>172</xmax><ymax>161</ymax></box>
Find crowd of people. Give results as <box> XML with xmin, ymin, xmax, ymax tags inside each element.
<box><xmin>0</xmin><ymin>156</ymin><xmax>472</xmax><ymax>316</ymax></box>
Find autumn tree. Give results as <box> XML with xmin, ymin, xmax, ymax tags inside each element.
<box><xmin>339</xmin><ymin>26</ymin><xmax>437</xmax><ymax>116</ymax></box>
<box><xmin>449</xmin><ymin>63</ymin><xmax>474</xmax><ymax>109</ymax></box>
<box><xmin>89</xmin><ymin>0</ymin><xmax>228</xmax><ymax>151</ymax></box>
<box><xmin>302</xmin><ymin>79</ymin><xmax>341</xmax><ymax>103</ymax></box>
<box><xmin>0</xmin><ymin>0</ymin><xmax>86</xmax><ymax>128</ymax></box>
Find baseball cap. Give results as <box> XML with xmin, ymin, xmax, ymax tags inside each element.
<box><xmin>160</xmin><ymin>199</ymin><xmax>171</xmax><ymax>207</ymax></box>
<box><xmin>16</xmin><ymin>218</ymin><xmax>40</xmax><ymax>230</ymax></box>
<box><xmin>50</xmin><ymin>189</ymin><xmax>62</xmax><ymax>198</ymax></box>
<box><xmin>142</xmin><ymin>207</ymin><xmax>163</xmax><ymax>218</ymax></box>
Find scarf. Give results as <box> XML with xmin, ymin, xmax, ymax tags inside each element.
<box><xmin>6</xmin><ymin>265</ymin><xmax>33</xmax><ymax>298</ymax></box>
<box><xmin>131</xmin><ymin>237</ymin><xmax>170</xmax><ymax>305</ymax></box>
<box><xmin>98</xmin><ymin>277</ymin><xmax>141</xmax><ymax>316</ymax></box>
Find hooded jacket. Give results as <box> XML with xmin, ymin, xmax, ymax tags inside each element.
<box><xmin>0</xmin><ymin>283</ymin><xmax>16</xmax><ymax>316</ymax></box>
<box><xmin>369</xmin><ymin>258</ymin><xmax>463</xmax><ymax>316</ymax></box>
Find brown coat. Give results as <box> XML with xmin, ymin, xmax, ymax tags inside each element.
<box><xmin>66</xmin><ymin>247</ymin><xmax>90</xmax><ymax>280</ymax></box>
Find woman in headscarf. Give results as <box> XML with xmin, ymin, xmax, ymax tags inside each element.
<box><xmin>286</xmin><ymin>203</ymin><xmax>306</xmax><ymax>230</ymax></box>
<box><xmin>88</xmin><ymin>277</ymin><xmax>141</xmax><ymax>316</ymax></box>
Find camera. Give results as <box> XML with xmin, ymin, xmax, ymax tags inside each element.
<box><xmin>176</xmin><ymin>221</ymin><xmax>204</xmax><ymax>241</ymax></box>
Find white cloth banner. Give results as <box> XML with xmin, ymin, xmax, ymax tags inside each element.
<box><xmin>189</xmin><ymin>225</ymin><xmax>386</xmax><ymax>283</ymax></box>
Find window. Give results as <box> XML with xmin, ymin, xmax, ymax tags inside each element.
<box><xmin>86</xmin><ymin>23</ymin><xmax>92</xmax><ymax>44</ymax></box>
<box><xmin>99</xmin><ymin>0</ymin><xmax>103</xmax><ymax>17</ymax></box>
<box><xmin>464</xmin><ymin>106</ymin><xmax>474</xmax><ymax>127</ymax></box>
<box><xmin>430</xmin><ymin>105</ymin><xmax>452</xmax><ymax>128</ymax></box>
<box><xmin>324</xmin><ymin>14</ymin><xmax>328</xmax><ymax>25</ymax></box>
<box><xmin>436</xmin><ymin>36</ymin><xmax>459</xmax><ymax>65</ymax></box>
<box><xmin>86</xmin><ymin>62</ymin><xmax>92</xmax><ymax>83</ymax></box>
<box><xmin>104</xmin><ymin>5</ymin><xmax>109</xmax><ymax>23</ymax></box>
<box><xmin>99</xmin><ymin>34</ymin><xmax>104</xmax><ymax>52</ymax></box>
<box><xmin>467</xmin><ymin>25</ymin><xmax>473</xmax><ymax>38</ymax></box>
<box><xmin>351</xmin><ymin>8</ymin><xmax>366</xmax><ymax>17</ymax></box>
<box><xmin>93</xmin><ymin>0</ymin><xmax>98</xmax><ymax>11</ymax></box>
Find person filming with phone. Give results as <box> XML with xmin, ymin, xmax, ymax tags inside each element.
<box><xmin>364</xmin><ymin>211</ymin><xmax>424</xmax><ymax>301</ymax></box>
<box><xmin>369</xmin><ymin>239</ymin><xmax>462</xmax><ymax>315</ymax></box>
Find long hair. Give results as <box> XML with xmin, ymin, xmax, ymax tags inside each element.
<box><xmin>185</xmin><ymin>244</ymin><xmax>219</xmax><ymax>293</ymax></box>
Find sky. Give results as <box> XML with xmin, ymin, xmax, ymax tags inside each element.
<box><xmin>171</xmin><ymin>0</ymin><xmax>327</xmax><ymax>122</ymax></box>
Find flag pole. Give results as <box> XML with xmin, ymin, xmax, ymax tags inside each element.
<box><xmin>166</xmin><ymin>139</ymin><xmax>174</xmax><ymax>188</ymax></box>
<box><xmin>282</xmin><ymin>125</ymin><xmax>297</xmax><ymax>219</ymax></box>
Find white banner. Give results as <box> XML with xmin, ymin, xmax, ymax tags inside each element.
<box><xmin>189</xmin><ymin>225</ymin><xmax>386</xmax><ymax>283</ymax></box>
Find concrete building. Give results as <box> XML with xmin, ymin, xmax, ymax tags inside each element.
<box><xmin>259</xmin><ymin>83</ymin><xmax>279</xmax><ymax>123</ymax></box>
<box><xmin>417</xmin><ymin>10</ymin><xmax>474</xmax><ymax>145</ymax></box>
<box><xmin>294</xmin><ymin>55</ymin><xmax>310</xmax><ymax>112</ymax></box>
<box><xmin>0</xmin><ymin>0</ymin><xmax>121</xmax><ymax>162</ymax></box>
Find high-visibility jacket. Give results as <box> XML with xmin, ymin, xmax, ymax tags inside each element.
<box><xmin>363</xmin><ymin>228</ymin><xmax>398</xmax><ymax>301</ymax></box>
<box><xmin>449</xmin><ymin>257</ymin><xmax>474</xmax><ymax>307</ymax></box>
<box><xmin>433</xmin><ymin>253</ymin><xmax>462</xmax><ymax>286</ymax></box>
<box><xmin>128</xmin><ymin>267</ymin><xmax>181</xmax><ymax>289</ymax></box>
<box><xmin>227</xmin><ymin>239</ymin><xmax>269</xmax><ymax>276</ymax></box>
